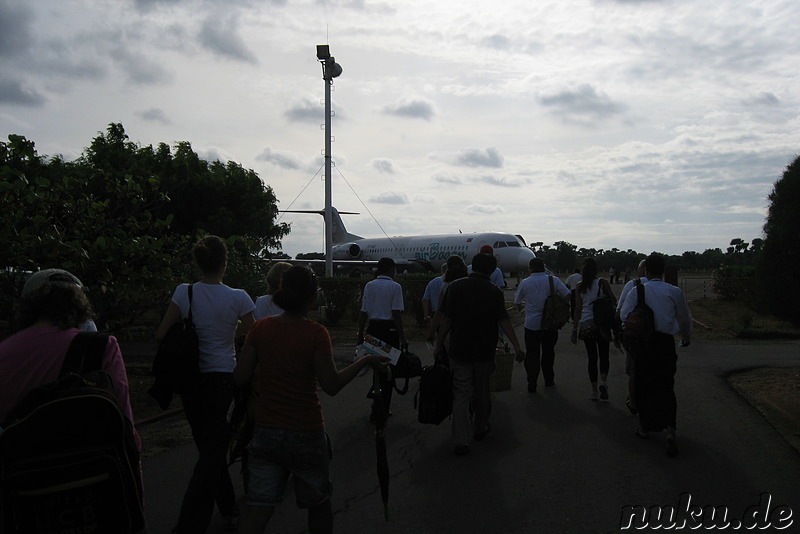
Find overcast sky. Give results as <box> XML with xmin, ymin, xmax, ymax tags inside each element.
<box><xmin>2</xmin><ymin>0</ymin><xmax>798</xmax><ymax>257</ymax></box>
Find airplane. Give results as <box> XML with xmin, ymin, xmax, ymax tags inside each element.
<box><xmin>284</xmin><ymin>207</ymin><xmax>537</xmax><ymax>277</ymax></box>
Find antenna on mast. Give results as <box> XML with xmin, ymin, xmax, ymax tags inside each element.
<box><xmin>316</xmin><ymin>44</ymin><xmax>343</xmax><ymax>277</ymax></box>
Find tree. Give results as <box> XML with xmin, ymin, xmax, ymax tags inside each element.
<box><xmin>758</xmin><ymin>155</ymin><xmax>800</xmax><ymax>324</ymax></box>
<box><xmin>0</xmin><ymin>124</ymin><xmax>290</xmax><ymax>331</ymax></box>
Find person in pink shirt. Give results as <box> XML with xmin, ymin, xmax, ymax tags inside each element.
<box><xmin>0</xmin><ymin>269</ymin><xmax>138</xmax><ymax>449</ymax></box>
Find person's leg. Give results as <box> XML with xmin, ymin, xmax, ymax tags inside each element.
<box><xmin>472</xmin><ymin>359</ymin><xmax>495</xmax><ymax>437</ymax></box>
<box><xmin>541</xmin><ymin>329</ymin><xmax>558</xmax><ymax>386</ymax></box>
<box><xmin>598</xmin><ymin>339</ymin><xmax>610</xmax><ymax>400</ymax></box>
<box><xmin>584</xmin><ymin>339</ymin><xmax>599</xmax><ymax>398</ymax></box>
<box><xmin>308</xmin><ymin>501</ymin><xmax>333</xmax><ymax>534</ymax></box>
<box><xmin>175</xmin><ymin>374</ymin><xmax>234</xmax><ymax>533</ymax></box>
<box><xmin>523</xmin><ymin>328</ymin><xmax>542</xmax><ymax>392</ymax></box>
<box><xmin>238</xmin><ymin>505</ymin><xmax>275</xmax><ymax>534</ymax></box>
<box><xmin>367</xmin><ymin>321</ymin><xmax>398</xmax><ymax>413</ymax></box>
<box><xmin>450</xmin><ymin>358</ymin><xmax>474</xmax><ymax>452</ymax></box>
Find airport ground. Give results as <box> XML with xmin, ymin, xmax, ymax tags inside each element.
<box><xmin>126</xmin><ymin>279</ymin><xmax>800</xmax><ymax>533</ymax></box>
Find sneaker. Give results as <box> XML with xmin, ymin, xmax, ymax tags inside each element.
<box><xmin>589</xmin><ymin>391</ymin><xmax>599</xmax><ymax>401</ymax></box>
<box><xmin>599</xmin><ymin>384</ymin><xmax>609</xmax><ymax>401</ymax></box>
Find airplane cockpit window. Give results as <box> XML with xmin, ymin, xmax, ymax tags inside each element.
<box><xmin>505</xmin><ymin>241</ymin><xmax>520</xmax><ymax>247</ymax></box>
<box><xmin>493</xmin><ymin>241</ymin><xmax>507</xmax><ymax>249</ymax></box>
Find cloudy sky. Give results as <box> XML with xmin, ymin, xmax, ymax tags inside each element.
<box><xmin>2</xmin><ymin>0</ymin><xmax>799</xmax><ymax>257</ymax></box>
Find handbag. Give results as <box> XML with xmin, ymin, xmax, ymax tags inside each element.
<box><xmin>148</xmin><ymin>284</ymin><xmax>200</xmax><ymax>409</ymax></box>
<box><xmin>392</xmin><ymin>349</ymin><xmax>422</xmax><ymax>395</ymax></box>
<box><xmin>592</xmin><ymin>281</ymin><xmax>616</xmax><ymax>330</ymax></box>
<box><xmin>541</xmin><ymin>275</ymin><xmax>570</xmax><ymax>330</ymax></box>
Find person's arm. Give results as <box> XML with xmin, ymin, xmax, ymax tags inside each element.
<box><xmin>434</xmin><ymin>314</ymin><xmax>452</xmax><ymax>360</ymax></box>
<box><xmin>155</xmin><ymin>302</ymin><xmax>182</xmax><ymax>342</ymax></box>
<box><xmin>357</xmin><ymin>310</ymin><xmax>368</xmax><ymax>345</ymax></box>
<box><xmin>237</xmin><ymin>311</ymin><xmax>255</xmax><ymax>343</ymax></box>
<box><xmin>675</xmin><ymin>290</ymin><xmax>693</xmax><ymax>346</ymax></box>
<box><xmin>392</xmin><ymin>309</ymin><xmax>407</xmax><ymax>348</ymax></box>
<box><xmin>314</xmin><ymin>350</ymin><xmax>388</xmax><ymax>396</ymax></box>
<box><xmin>499</xmin><ymin>317</ymin><xmax>525</xmax><ymax>361</ymax></box>
<box><xmin>233</xmin><ymin>343</ymin><xmax>258</xmax><ymax>388</ymax></box>
<box><xmin>422</xmin><ymin>298</ymin><xmax>432</xmax><ymax>321</ymax></box>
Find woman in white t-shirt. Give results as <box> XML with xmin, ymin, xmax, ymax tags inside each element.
<box><xmin>156</xmin><ymin>235</ymin><xmax>255</xmax><ymax>534</ymax></box>
<box><xmin>254</xmin><ymin>261</ymin><xmax>291</xmax><ymax>320</ymax></box>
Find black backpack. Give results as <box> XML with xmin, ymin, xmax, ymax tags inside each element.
<box><xmin>0</xmin><ymin>332</ymin><xmax>145</xmax><ymax>534</ymax></box>
<box><xmin>592</xmin><ymin>280</ymin><xmax>616</xmax><ymax>329</ymax></box>
<box><xmin>541</xmin><ymin>275</ymin><xmax>571</xmax><ymax>330</ymax></box>
<box><xmin>623</xmin><ymin>281</ymin><xmax>656</xmax><ymax>344</ymax></box>
<box><xmin>149</xmin><ymin>284</ymin><xmax>200</xmax><ymax>409</ymax></box>
<box><xmin>414</xmin><ymin>362</ymin><xmax>452</xmax><ymax>425</ymax></box>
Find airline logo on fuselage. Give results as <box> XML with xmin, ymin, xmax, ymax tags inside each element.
<box><xmin>414</xmin><ymin>242</ymin><xmax>467</xmax><ymax>262</ymax></box>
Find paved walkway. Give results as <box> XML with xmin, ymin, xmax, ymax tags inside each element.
<box><xmin>141</xmin><ymin>327</ymin><xmax>800</xmax><ymax>533</ymax></box>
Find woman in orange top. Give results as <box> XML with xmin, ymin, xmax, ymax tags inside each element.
<box><xmin>234</xmin><ymin>266</ymin><xmax>387</xmax><ymax>534</ymax></box>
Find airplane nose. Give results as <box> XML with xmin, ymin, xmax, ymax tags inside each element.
<box><xmin>518</xmin><ymin>248</ymin><xmax>535</xmax><ymax>272</ymax></box>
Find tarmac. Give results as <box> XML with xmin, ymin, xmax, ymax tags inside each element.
<box><xmin>139</xmin><ymin>304</ymin><xmax>800</xmax><ymax>533</ymax></box>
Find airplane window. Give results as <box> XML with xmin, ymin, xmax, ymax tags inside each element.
<box><xmin>506</xmin><ymin>241</ymin><xmax>520</xmax><ymax>247</ymax></box>
<box><xmin>493</xmin><ymin>242</ymin><xmax>507</xmax><ymax>248</ymax></box>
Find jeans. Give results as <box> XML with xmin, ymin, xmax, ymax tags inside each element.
<box><xmin>449</xmin><ymin>358</ymin><xmax>495</xmax><ymax>447</ymax></box>
<box><xmin>523</xmin><ymin>328</ymin><xmax>559</xmax><ymax>388</ymax></box>
<box><xmin>174</xmin><ymin>373</ymin><xmax>236</xmax><ymax>533</ymax></box>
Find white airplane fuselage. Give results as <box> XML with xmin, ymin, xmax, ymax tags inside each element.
<box><xmin>332</xmin><ymin>232</ymin><xmax>535</xmax><ymax>274</ymax></box>
<box><xmin>285</xmin><ymin>207</ymin><xmax>536</xmax><ymax>275</ymax></box>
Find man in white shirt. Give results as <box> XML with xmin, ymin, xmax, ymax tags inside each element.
<box><xmin>358</xmin><ymin>258</ymin><xmax>407</xmax><ymax>416</ymax></box>
<box><xmin>422</xmin><ymin>265</ymin><xmax>447</xmax><ymax>322</ymax></box>
<box><xmin>620</xmin><ymin>254</ymin><xmax>692</xmax><ymax>457</ymax></box>
<box><xmin>468</xmin><ymin>245</ymin><xmax>506</xmax><ymax>288</ymax></box>
<box><xmin>514</xmin><ymin>258</ymin><xmax>570</xmax><ymax>392</ymax></box>
<box><xmin>616</xmin><ymin>260</ymin><xmax>648</xmax><ymax>414</ymax></box>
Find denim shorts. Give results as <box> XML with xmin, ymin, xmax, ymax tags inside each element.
<box><xmin>246</xmin><ymin>426</ymin><xmax>332</xmax><ymax>509</ymax></box>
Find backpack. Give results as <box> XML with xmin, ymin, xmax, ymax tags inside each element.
<box><xmin>0</xmin><ymin>332</ymin><xmax>145</xmax><ymax>534</ymax></box>
<box><xmin>414</xmin><ymin>362</ymin><xmax>452</xmax><ymax>425</ymax></box>
<box><xmin>149</xmin><ymin>284</ymin><xmax>200</xmax><ymax>409</ymax></box>
<box><xmin>541</xmin><ymin>275</ymin><xmax>570</xmax><ymax>330</ymax></box>
<box><xmin>623</xmin><ymin>281</ymin><xmax>656</xmax><ymax>343</ymax></box>
<box><xmin>592</xmin><ymin>280</ymin><xmax>616</xmax><ymax>329</ymax></box>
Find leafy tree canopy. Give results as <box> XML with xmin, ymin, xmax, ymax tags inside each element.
<box><xmin>1</xmin><ymin>124</ymin><xmax>289</xmax><ymax>331</ymax></box>
<box><xmin>758</xmin><ymin>154</ymin><xmax>800</xmax><ymax>323</ymax></box>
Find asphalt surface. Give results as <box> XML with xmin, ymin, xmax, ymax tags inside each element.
<box><xmin>140</xmin><ymin>317</ymin><xmax>800</xmax><ymax>533</ymax></box>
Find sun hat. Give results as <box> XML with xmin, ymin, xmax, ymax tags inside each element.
<box><xmin>22</xmin><ymin>269</ymin><xmax>84</xmax><ymax>297</ymax></box>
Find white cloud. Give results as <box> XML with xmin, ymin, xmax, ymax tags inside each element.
<box><xmin>2</xmin><ymin>0</ymin><xmax>799</xmax><ymax>258</ymax></box>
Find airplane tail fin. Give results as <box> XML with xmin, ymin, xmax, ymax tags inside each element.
<box><xmin>281</xmin><ymin>207</ymin><xmax>362</xmax><ymax>245</ymax></box>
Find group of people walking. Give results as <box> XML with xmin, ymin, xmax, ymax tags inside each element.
<box><xmin>0</xmin><ymin>235</ymin><xmax>692</xmax><ymax>533</ymax></box>
<box><xmin>512</xmin><ymin>253</ymin><xmax>692</xmax><ymax>457</ymax></box>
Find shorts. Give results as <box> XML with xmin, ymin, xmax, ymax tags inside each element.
<box><xmin>246</xmin><ymin>426</ymin><xmax>332</xmax><ymax>509</ymax></box>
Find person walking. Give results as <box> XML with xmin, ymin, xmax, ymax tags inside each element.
<box><xmin>254</xmin><ymin>261</ymin><xmax>292</xmax><ymax>319</ymax></box>
<box><xmin>615</xmin><ymin>260</ymin><xmax>648</xmax><ymax>414</ymax></box>
<box><xmin>357</xmin><ymin>257</ymin><xmax>407</xmax><ymax>417</ymax></box>
<box><xmin>234</xmin><ymin>266</ymin><xmax>388</xmax><ymax>534</ymax></box>
<box><xmin>156</xmin><ymin>235</ymin><xmax>256</xmax><ymax>533</ymax></box>
<box><xmin>565</xmin><ymin>268</ymin><xmax>582</xmax><ymax>323</ymax></box>
<box><xmin>514</xmin><ymin>258</ymin><xmax>570</xmax><ymax>392</ymax></box>
<box><xmin>571</xmin><ymin>257</ymin><xmax>616</xmax><ymax>402</ymax></box>
<box><xmin>434</xmin><ymin>253</ymin><xmax>524</xmax><ymax>456</ymax></box>
<box><xmin>620</xmin><ymin>254</ymin><xmax>692</xmax><ymax>456</ymax></box>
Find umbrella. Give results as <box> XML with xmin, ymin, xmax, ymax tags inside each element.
<box><xmin>368</xmin><ymin>367</ymin><xmax>390</xmax><ymax>520</ymax></box>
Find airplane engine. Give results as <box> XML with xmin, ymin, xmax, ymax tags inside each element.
<box><xmin>345</xmin><ymin>243</ymin><xmax>362</xmax><ymax>259</ymax></box>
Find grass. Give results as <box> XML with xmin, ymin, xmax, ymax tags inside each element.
<box><xmin>689</xmin><ymin>298</ymin><xmax>800</xmax><ymax>340</ymax></box>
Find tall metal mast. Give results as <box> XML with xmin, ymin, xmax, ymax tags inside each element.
<box><xmin>316</xmin><ymin>45</ymin><xmax>342</xmax><ymax>277</ymax></box>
